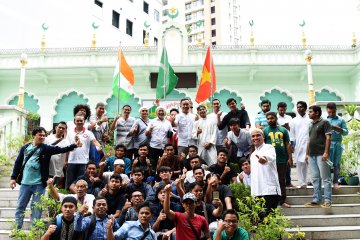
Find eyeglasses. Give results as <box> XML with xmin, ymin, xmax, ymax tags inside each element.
<box><xmin>224</xmin><ymin>219</ymin><xmax>238</xmax><ymax>224</ymax></box>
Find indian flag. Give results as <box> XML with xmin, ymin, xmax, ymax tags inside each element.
<box><xmin>112</xmin><ymin>51</ymin><xmax>135</xmax><ymax>101</ymax></box>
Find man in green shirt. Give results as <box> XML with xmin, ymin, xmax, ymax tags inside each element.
<box><xmin>263</xmin><ymin>112</ymin><xmax>293</xmax><ymax>208</ymax></box>
<box><xmin>214</xmin><ymin>209</ymin><xmax>248</xmax><ymax>240</ymax></box>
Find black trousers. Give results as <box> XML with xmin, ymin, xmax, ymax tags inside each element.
<box><xmin>258</xmin><ymin>194</ymin><xmax>280</xmax><ymax>217</ymax></box>
<box><xmin>277</xmin><ymin>163</ymin><xmax>287</xmax><ymax>205</ymax></box>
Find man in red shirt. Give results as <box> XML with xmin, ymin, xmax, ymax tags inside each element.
<box><xmin>164</xmin><ymin>185</ymin><xmax>211</xmax><ymax>240</ymax></box>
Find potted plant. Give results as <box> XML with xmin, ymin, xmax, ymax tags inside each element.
<box><xmin>340</xmin><ymin>105</ymin><xmax>360</xmax><ymax>185</ymax></box>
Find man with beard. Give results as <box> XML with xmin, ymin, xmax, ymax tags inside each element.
<box><xmin>75</xmin><ymin>196</ymin><xmax>119</xmax><ymax>239</ymax></box>
<box><xmin>69</xmin><ymin>161</ymin><xmax>102</xmax><ymax>196</ymax></box>
<box><xmin>41</xmin><ymin>196</ymin><xmax>84</xmax><ymax>240</ymax></box>
<box><xmin>146</xmin><ymin>106</ymin><xmax>173</xmax><ymax>164</ymax></box>
<box><xmin>192</xmin><ymin>105</ymin><xmax>217</xmax><ymax>166</ymax></box>
<box><xmin>156</xmin><ymin>144</ymin><xmax>182</xmax><ymax>179</ymax></box>
<box><xmin>255</xmin><ymin>99</ymin><xmax>271</xmax><ymax>129</ymax></box>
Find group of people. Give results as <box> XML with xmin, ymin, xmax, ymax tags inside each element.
<box><xmin>9</xmin><ymin>97</ymin><xmax>348</xmax><ymax>240</ymax></box>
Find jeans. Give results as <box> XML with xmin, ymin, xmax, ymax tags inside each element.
<box><xmin>330</xmin><ymin>141</ymin><xmax>343</xmax><ymax>184</ymax></box>
<box><xmin>15</xmin><ymin>184</ymin><xmax>45</xmax><ymax>229</ymax></box>
<box><xmin>309</xmin><ymin>155</ymin><xmax>332</xmax><ymax>203</ymax></box>
<box><xmin>65</xmin><ymin>163</ymin><xmax>86</xmax><ymax>189</ymax></box>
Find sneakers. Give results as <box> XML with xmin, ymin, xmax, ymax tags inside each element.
<box><xmin>304</xmin><ymin>201</ymin><xmax>320</xmax><ymax>207</ymax></box>
<box><xmin>321</xmin><ymin>202</ymin><xmax>332</xmax><ymax>209</ymax></box>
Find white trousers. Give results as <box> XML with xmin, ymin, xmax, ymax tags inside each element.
<box><xmin>296</xmin><ymin>161</ymin><xmax>308</xmax><ymax>186</ymax></box>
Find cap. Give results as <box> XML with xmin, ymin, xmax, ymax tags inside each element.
<box><xmin>182</xmin><ymin>192</ymin><xmax>197</xmax><ymax>202</ymax></box>
<box><xmin>62</xmin><ymin>196</ymin><xmax>77</xmax><ymax>206</ymax></box>
<box><xmin>114</xmin><ymin>159</ymin><xmax>125</xmax><ymax>165</ymax></box>
<box><xmin>146</xmin><ymin>176</ymin><xmax>155</xmax><ymax>184</ymax></box>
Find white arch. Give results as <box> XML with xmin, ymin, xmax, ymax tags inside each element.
<box><xmin>51</xmin><ymin>89</ymin><xmax>89</xmax><ymax>120</ymax></box>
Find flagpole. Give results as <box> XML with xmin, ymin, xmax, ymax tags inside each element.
<box><xmin>209</xmin><ymin>41</ymin><xmax>213</xmax><ymax>104</ymax></box>
<box><xmin>163</xmin><ymin>47</ymin><xmax>167</xmax><ymax>100</ymax></box>
<box><xmin>117</xmin><ymin>41</ymin><xmax>122</xmax><ymax>115</ymax></box>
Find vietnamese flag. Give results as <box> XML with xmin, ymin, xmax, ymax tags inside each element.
<box><xmin>195</xmin><ymin>47</ymin><xmax>216</xmax><ymax>103</ymax></box>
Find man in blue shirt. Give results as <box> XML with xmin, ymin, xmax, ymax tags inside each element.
<box><xmin>108</xmin><ymin>201</ymin><xmax>156</xmax><ymax>240</ymax></box>
<box><xmin>255</xmin><ymin>99</ymin><xmax>271</xmax><ymax>129</ymax></box>
<box><xmin>10</xmin><ymin>127</ymin><xmax>81</xmax><ymax>229</ymax></box>
<box><xmin>74</xmin><ymin>196</ymin><xmax>120</xmax><ymax>239</ymax></box>
<box><xmin>326</xmin><ymin>102</ymin><xmax>348</xmax><ymax>189</ymax></box>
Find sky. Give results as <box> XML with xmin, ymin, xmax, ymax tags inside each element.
<box><xmin>0</xmin><ymin>0</ymin><xmax>359</xmax><ymax>48</ymax></box>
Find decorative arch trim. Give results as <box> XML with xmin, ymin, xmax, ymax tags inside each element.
<box><xmin>259</xmin><ymin>87</ymin><xmax>295</xmax><ymax>112</ymax></box>
<box><xmin>315</xmin><ymin>86</ymin><xmax>344</xmax><ymax>101</ymax></box>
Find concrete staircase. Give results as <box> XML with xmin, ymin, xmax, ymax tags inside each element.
<box><xmin>285</xmin><ymin>171</ymin><xmax>360</xmax><ymax>239</ymax></box>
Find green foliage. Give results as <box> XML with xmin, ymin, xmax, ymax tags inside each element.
<box><xmin>236</xmin><ymin>196</ymin><xmax>305</xmax><ymax>239</ymax></box>
<box><xmin>341</xmin><ymin>118</ymin><xmax>360</xmax><ymax>177</ymax></box>
<box><xmin>0</xmin><ymin>136</ymin><xmax>26</xmax><ymax>178</ymax></box>
<box><xmin>229</xmin><ymin>183</ymin><xmax>304</xmax><ymax>239</ymax></box>
<box><xmin>10</xmin><ymin>190</ymin><xmax>62</xmax><ymax>239</ymax></box>
<box><xmin>26</xmin><ymin>111</ymin><xmax>41</xmax><ymax>121</ymax></box>
<box><xmin>344</xmin><ymin>104</ymin><xmax>358</xmax><ymax>117</ymax></box>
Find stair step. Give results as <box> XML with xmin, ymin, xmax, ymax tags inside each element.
<box><xmin>282</xmin><ymin>203</ymin><xmax>360</xmax><ymax>215</ymax></box>
<box><xmin>0</xmin><ymin>189</ymin><xmax>20</xmax><ymax>199</ymax></box>
<box><xmin>288</xmin><ymin>214</ymin><xmax>360</xmax><ymax>227</ymax></box>
<box><xmin>286</xmin><ymin>194</ymin><xmax>360</xmax><ymax>205</ymax></box>
<box><xmin>0</xmin><ymin>208</ymin><xmax>30</xmax><ymax>218</ymax></box>
<box><xmin>0</xmin><ymin>219</ymin><xmax>30</xmax><ymax>231</ymax></box>
<box><xmin>287</xmin><ymin>226</ymin><xmax>360</xmax><ymax>239</ymax></box>
<box><xmin>286</xmin><ymin>186</ymin><xmax>360</xmax><ymax>196</ymax></box>
<box><xmin>0</xmin><ymin>229</ymin><xmax>30</xmax><ymax>240</ymax></box>
<box><xmin>0</xmin><ymin>199</ymin><xmax>20</xmax><ymax>208</ymax></box>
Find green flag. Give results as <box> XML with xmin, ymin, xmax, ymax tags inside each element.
<box><xmin>156</xmin><ymin>48</ymin><xmax>178</xmax><ymax>99</ymax></box>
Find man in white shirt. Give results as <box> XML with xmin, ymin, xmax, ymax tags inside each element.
<box><xmin>171</xmin><ymin>98</ymin><xmax>196</xmax><ymax>156</ymax></box>
<box><xmin>276</xmin><ymin>102</ymin><xmax>293</xmax><ymax>130</ymax></box>
<box><xmin>65</xmin><ymin>114</ymin><xmax>102</xmax><ymax>190</ymax></box>
<box><xmin>45</xmin><ymin>121</ymin><xmax>70</xmax><ymax>188</ymax></box>
<box><xmin>146</xmin><ymin>106</ymin><xmax>173</xmax><ymax>163</ymax></box>
<box><xmin>289</xmin><ymin>101</ymin><xmax>311</xmax><ymax>189</ymax></box>
<box><xmin>250</xmin><ymin>128</ymin><xmax>281</xmax><ymax>216</ymax></box>
<box><xmin>192</xmin><ymin>105</ymin><xmax>217</xmax><ymax>166</ymax></box>
<box><xmin>208</xmin><ymin>99</ymin><xmax>227</xmax><ymax>151</ymax></box>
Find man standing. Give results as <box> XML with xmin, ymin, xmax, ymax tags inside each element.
<box><xmin>290</xmin><ymin>101</ymin><xmax>311</xmax><ymax>189</ymax></box>
<box><xmin>171</xmin><ymin>98</ymin><xmax>196</xmax><ymax>156</ymax></box>
<box><xmin>217</xmin><ymin>98</ymin><xmax>250</xmax><ymax>130</ymax></box>
<box><xmin>10</xmin><ymin>127</ymin><xmax>81</xmax><ymax>229</ymax></box>
<box><xmin>110</xmin><ymin>105</ymin><xmax>135</xmax><ymax>159</ymax></box>
<box><xmin>263</xmin><ymin>112</ymin><xmax>293</xmax><ymax>208</ymax></box>
<box><xmin>250</xmin><ymin>128</ymin><xmax>281</xmax><ymax>216</ymax></box>
<box><xmin>276</xmin><ymin>102</ymin><xmax>292</xmax><ymax>130</ymax></box>
<box><xmin>89</xmin><ymin>102</ymin><xmax>109</xmax><ymax>165</ymax></box>
<box><xmin>130</xmin><ymin>106</ymin><xmax>150</xmax><ymax>158</ymax></box>
<box><xmin>305</xmin><ymin>105</ymin><xmax>332</xmax><ymax>208</ymax></box>
<box><xmin>146</xmin><ymin>106</ymin><xmax>173</xmax><ymax>163</ymax></box>
<box><xmin>208</xmin><ymin>99</ymin><xmax>228</xmax><ymax>151</ymax></box>
<box><xmin>255</xmin><ymin>99</ymin><xmax>271</xmax><ymax>129</ymax></box>
<box><xmin>65</xmin><ymin>114</ymin><xmax>102</xmax><ymax>190</ymax></box>
<box><xmin>326</xmin><ymin>102</ymin><xmax>348</xmax><ymax>189</ymax></box>
<box><xmin>44</xmin><ymin>121</ymin><xmax>69</xmax><ymax>188</ymax></box>
<box><xmin>192</xmin><ymin>105</ymin><xmax>217</xmax><ymax>166</ymax></box>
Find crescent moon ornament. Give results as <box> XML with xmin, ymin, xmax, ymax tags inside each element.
<box><xmin>144</xmin><ymin>21</ymin><xmax>150</xmax><ymax>28</ymax></box>
<box><xmin>92</xmin><ymin>22</ymin><xmax>99</xmax><ymax>30</ymax></box>
<box><xmin>299</xmin><ymin>20</ymin><xmax>305</xmax><ymax>27</ymax></box>
<box><xmin>42</xmin><ymin>23</ymin><xmax>49</xmax><ymax>31</ymax></box>
<box><xmin>168</xmin><ymin>7</ymin><xmax>179</xmax><ymax>19</ymax></box>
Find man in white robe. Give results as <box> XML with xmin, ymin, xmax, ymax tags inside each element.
<box><xmin>290</xmin><ymin>101</ymin><xmax>311</xmax><ymax>188</ymax></box>
<box><xmin>192</xmin><ymin>105</ymin><xmax>217</xmax><ymax>166</ymax></box>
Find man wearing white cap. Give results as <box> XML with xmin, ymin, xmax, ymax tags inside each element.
<box><xmin>101</xmin><ymin>159</ymin><xmax>129</xmax><ymax>185</ymax></box>
<box><xmin>164</xmin><ymin>185</ymin><xmax>211</xmax><ymax>240</ymax></box>
<box><xmin>250</xmin><ymin>128</ymin><xmax>281</xmax><ymax>216</ymax></box>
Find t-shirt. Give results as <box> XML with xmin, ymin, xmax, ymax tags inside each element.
<box><xmin>104</xmin><ymin>190</ymin><xmax>126</xmax><ymax>215</ymax></box>
<box><xmin>208</xmin><ymin>164</ymin><xmax>237</xmax><ymax>185</ymax></box>
<box><xmin>195</xmin><ymin>201</ymin><xmax>216</xmax><ymax>223</ymax></box>
<box><xmin>263</xmin><ymin>126</ymin><xmax>290</xmax><ymax>163</ymax></box>
<box><xmin>309</xmin><ymin>118</ymin><xmax>332</xmax><ymax>156</ymax></box>
<box><xmin>175</xmin><ymin>112</ymin><xmax>196</xmax><ymax>147</ymax></box>
<box><xmin>89</xmin><ymin>114</ymin><xmax>108</xmax><ymax>145</ymax></box>
<box><xmin>66</xmin><ymin>128</ymin><xmax>95</xmax><ymax>164</ymax></box>
<box><xmin>255</xmin><ymin>111</ymin><xmax>268</xmax><ymax>128</ymax></box>
<box><xmin>174</xmin><ymin>212</ymin><xmax>209</xmax><ymax>240</ymax></box>
<box><xmin>213</xmin><ymin>227</ymin><xmax>249</xmax><ymax>240</ymax></box>
<box><xmin>22</xmin><ymin>144</ymin><xmax>42</xmax><ymax>185</ymax></box>
<box><xmin>115</xmin><ymin>116</ymin><xmax>135</xmax><ymax>149</ymax></box>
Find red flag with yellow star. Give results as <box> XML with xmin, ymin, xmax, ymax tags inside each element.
<box><xmin>195</xmin><ymin>47</ymin><xmax>216</xmax><ymax>103</ymax></box>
